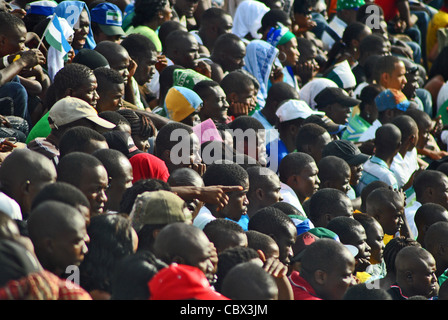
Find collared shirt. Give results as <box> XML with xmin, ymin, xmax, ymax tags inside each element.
<box><xmin>356</xmin><ymin>156</ymin><xmax>398</xmax><ymax>195</ymax></box>
<box><xmin>279</xmin><ymin>182</ymin><xmax>306</xmax><ymax>216</ymax></box>
<box><xmin>288</xmin><ymin>271</ymin><xmax>321</xmax><ymax>300</ymax></box>
<box><xmin>341</xmin><ymin>113</ymin><xmax>372</xmax><ymax>142</ymax></box>
<box><xmin>358</xmin><ymin>119</ymin><xmax>382</xmax><ymax>142</ymax></box>
<box><xmin>388</xmin><ymin>283</ymin><xmax>437</xmax><ymax>300</ymax></box>
<box><xmin>193</xmin><ymin>205</ymin><xmax>216</xmax><ymax>230</ymax></box>
<box><xmin>404</xmin><ymin>200</ymin><xmax>421</xmax><ymax>240</ymax></box>
<box><xmin>390</xmin><ymin>148</ymin><xmax>419</xmax><ymax>189</ymax></box>
<box><xmin>266</xmin><ymin>138</ymin><xmax>289</xmax><ymax>174</ymax></box>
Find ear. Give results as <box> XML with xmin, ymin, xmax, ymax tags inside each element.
<box><xmin>314</xmin><ymin>269</ymin><xmax>327</xmax><ymax>285</ymax></box>
<box><xmin>256</xmin><ymin>249</ymin><xmax>267</xmax><ymax>263</ymax></box>
<box><xmin>286</xmin><ymin>174</ymin><xmax>298</xmax><ymax>188</ymax></box>
<box><xmin>20</xmin><ymin>180</ymin><xmax>31</xmax><ymax>196</ymax></box>
<box><xmin>380</xmin><ymin>72</ymin><xmax>390</xmax><ymax>86</ymax></box>
<box><xmin>255</xmin><ymin>187</ymin><xmax>264</xmax><ymax>200</ymax></box>
<box><xmin>152</xmin><ymin>229</ymin><xmax>161</xmax><ymax>240</ymax></box>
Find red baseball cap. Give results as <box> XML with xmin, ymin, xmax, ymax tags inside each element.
<box><xmin>148</xmin><ymin>264</ymin><xmax>230</xmax><ymax>300</ymax></box>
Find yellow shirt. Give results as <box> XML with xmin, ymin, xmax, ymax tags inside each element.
<box><xmin>427</xmin><ymin>10</ymin><xmax>448</xmax><ymax>69</ymax></box>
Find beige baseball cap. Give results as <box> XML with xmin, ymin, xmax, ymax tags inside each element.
<box><xmin>48</xmin><ymin>97</ymin><xmax>116</xmax><ymax>130</ymax></box>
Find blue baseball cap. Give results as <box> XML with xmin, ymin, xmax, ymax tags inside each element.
<box><xmin>90</xmin><ymin>2</ymin><xmax>125</xmax><ymax>36</ymax></box>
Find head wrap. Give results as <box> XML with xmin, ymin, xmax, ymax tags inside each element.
<box><xmin>324</xmin><ymin>60</ymin><xmax>357</xmax><ymax>90</ymax></box>
<box><xmin>266</xmin><ymin>23</ymin><xmax>296</xmax><ymax>47</ymax></box>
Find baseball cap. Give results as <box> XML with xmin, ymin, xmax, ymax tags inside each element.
<box><xmin>148</xmin><ymin>263</ymin><xmax>230</xmax><ymax>300</ymax></box>
<box><xmin>322</xmin><ymin>139</ymin><xmax>370</xmax><ymax>166</ymax></box>
<box><xmin>303</xmin><ymin>114</ymin><xmax>346</xmax><ymax>135</ymax></box>
<box><xmin>290</xmin><ymin>231</ymin><xmax>318</xmax><ymax>263</ymax></box>
<box><xmin>90</xmin><ymin>2</ymin><xmax>125</xmax><ymax>37</ymax></box>
<box><xmin>275</xmin><ymin>99</ymin><xmax>324</xmax><ymax>123</ymax></box>
<box><xmin>103</xmin><ymin>130</ymin><xmax>141</xmax><ymax>159</ymax></box>
<box><xmin>48</xmin><ymin>97</ymin><xmax>116</xmax><ymax>130</ymax></box>
<box><xmin>374</xmin><ymin>89</ymin><xmax>410</xmax><ymax>112</ymax></box>
<box><xmin>164</xmin><ymin>86</ymin><xmax>203</xmax><ymax>122</ymax></box>
<box><xmin>314</xmin><ymin>87</ymin><xmax>361</xmax><ymax>109</ymax></box>
<box><xmin>129</xmin><ymin>191</ymin><xmax>192</xmax><ymax>232</ymax></box>
<box><xmin>26</xmin><ymin>0</ymin><xmax>57</xmax><ymax>16</ymax></box>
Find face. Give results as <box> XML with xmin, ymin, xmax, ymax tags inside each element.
<box><xmin>275</xmin><ymin>222</ymin><xmax>297</xmax><ymax>265</ymax></box>
<box><xmin>294</xmin><ymin>161</ymin><xmax>320</xmax><ymax>203</ymax></box>
<box><xmin>417</xmin><ymin>122</ymin><xmax>432</xmax><ymax>149</ymax></box>
<box><xmin>97</xmin><ymin>83</ymin><xmax>125</xmax><ymax>112</ymax></box>
<box><xmin>308</xmin><ymin>132</ymin><xmax>332</xmax><ymax>163</ymax></box>
<box><xmin>175</xmin><ymin>0</ymin><xmax>199</xmax><ymax>18</ymax></box>
<box><xmin>105</xmin><ymin>158</ymin><xmax>133</xmax><ymax>212</ymax></box>
<box><xmin>175</xmin><ymin>35</ymin><xmax>200</xmax><ymax>69</ymax></box>
<box><xmin>329</xmin><ymin>169</ymin><xmax>352</xmax><ymax>195</ymax></box>
<box><xmin>320</xmin><ymin>253</ymin><xmax>356</xmax><ymax>300</ymax></box>
<box><xmin>0</xmin><ymin>24</ymin><xmax>26</xmax><ymax>56</ymax></box>
<box><xmin>159</xmin><ymin>1</ymin><xmax>173</xmax><ymax>22</ymax></box>
<box><xmin>51</xmin><ymin>215</ymin><xmax>89</xmax><ymax>275</ymax></box>
<box><xmin>221</xmin><ymin>179</ymin><xmax>249</xmax><ymax>221</ymax></box>
<box><xmin>72</xmin><ymin>9</ymin><xmax>90</xmax><ymax>50</ymax></box>
<box><xmin>377</xmin><ymin>196</ymin><xmax>405</xmax><ymax>235</ymax></box>
<box><xmin>410</xmin><ymin>256</ymin><xmax>439</xmax><ymax>299</ymax></box>
<box><xmin>385</xmin><ymin>61</ymin><xmax>407</xmax><ymax>90</ymax></box>
<box><xmin>260</xmin><ymin>174</ymin><xmax>283</xmax><ymax>207</ymax></box>
<box><xmin>108</xmin><ymin>50</ymin><xmax>131</xmax><ymax>84</ymax></box>
<box><xmin>349</xmin><ymin>163</ymin><xmax>363</xmax><ymax>186</ymax></box>
<box><xmin>326</xmin><ymin>103</ymin><xmax>351</xmax><ymax>125</ymax></box>
<box><xmin>332</xmin><ymin>196</ymin><xmax>354</xmax><ymax>219</ymax></box>
<box><xmin>432</xmin><ymin>176</ymin><xmax>448</xmax><ymax>210</ymax></box>
<box><xmin>366</xmin><ymin>220</ymin><xmax>385</xmax><ymax>265</ymax></box>
<box><xmin>200</xmin><ymin>86</ymin><xmax>229</xmax><ymax>123</ymax></box>
<box><xmin>351</xmin><ymin>225</ymin><xmax>371</xmax><ymax>263</ymax></box>
<box><xmin>134</xmin><ymin>52</ymin><xmax>158</xmax><ymax>86</ymax></box>
<box><xmin>186</xmin><ymin>233</ymin><xmax>216</xmax><ymax>283</ymax></box>
<box><xmin>77</xmin><ymin>165</ymin><xmax>109</xmax><ymax>217</ymax></box>
<box><xmin>70</xmin><ymin>74</ymin><xmax>99</xmax><ymax>108</ymax></box>
<box><xmin>216</xmin><ymin>14</ymin><xmax>233</xmax><ymax>36</ymax></box>
<box><xmin>280</xmin><ymin>37</ymin><xmax>300</xmax><ymax>67</ymax></box>
<box><xmin>220</xmin><ymin>40</ymin><xmax>246</xmax><ymax>72</ymax></box>
<box><xmin>231</xmin><ymin>83</ymin><xmax>257</xmax><ymax>113</ymax></box>
<box><xmin>132</xmin><ymin>134</ymin><xmax>150</xmax><ymax>153</ymax></box>
<box><xmin>403</xmin><ymin>70</ymin><xmax>419</xmax><ymax>99</ymax></box>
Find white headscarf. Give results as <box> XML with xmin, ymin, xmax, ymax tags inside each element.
<box><xmin>47</xmin><ymin>16</ymin><xmax>74</xmax><ymax>81</ymax></box>
<box><xmin>232</xmin><ymin>0</ymin><xmax>269</xmax><ymax>40</ymax></box>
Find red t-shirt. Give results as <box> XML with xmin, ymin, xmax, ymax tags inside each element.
<box><xmin>288</xmin><ymin>271</ymin><xmax>322</xmax><ymax>300</ymax></box>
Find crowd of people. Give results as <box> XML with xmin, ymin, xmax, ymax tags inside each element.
<box><xmin>1</xmin><ymin>0</ymin><xmax>448</xmax><ymax>302</ymax></box>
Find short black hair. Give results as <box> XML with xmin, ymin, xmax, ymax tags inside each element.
<box><xmin>154</xmin><ymin>122</ymin><xmax>193</xmax><ymax>158</ymax></box>
<box><xmin>295</xmin><ymin>123</ymin><xmax>328</xmax><ymax>152</ymax></box>
<box><xmin>120</xmin><ymin>33</ymin><xmax>157</xmax><ymax>61</ymax></box>
<box><xmin>58</xmin><ymin>126</ymin><xmax>107</xmax><ymax>158</ymax></box>
<box><xmin>193</xmin><ymin>80</ymin><xmax>221</xmax><ymax>100</ymax></box>
<box><xmin>92</xmin><ymin>148</ymin><xmax>130</xmax><ymax>178</ymax></box>
<box><xmin>260</xmin><ymin>9</ymin><xmax>290</xmax><ymax>34</ymax></box>
<box><xmin>31</xmin><ymin>182</ymin><xmax>91</xmax><ymax>211</ymax></box>
<box><xmin>0</xmin><ymin>11</ymin><xmax>25</xmax><ymax>38</ymax></box>
<box><xmin>203</xmin><ymin>218</ymin><xmax>246</xmax><ymax>253</ymax></box>
<box><xmin>57</xmin><ymin>152</ymin><xmax>105</xmax><ymax>187</ymax></box>
<box><xmin>94</xmin><ymin>67</ymin><xmax>124</xmax><ymax>93</ymax></box>
<box><xmin>60</xmin><ymin>125</ymin><xmax>106</xmax><ymax>150</ymax></box>
<box><xmin>53</xmin><ymin>63</ymin><xmax>94</xmax><ymax>99</ymax></box>
<box><xmin>98</xmin><ymin>111</ymin><xmax>131</xmax><ymax>128</ymax></box>
<box><xmin>308</xmin><ymin>188</ymin><xmax>349</xmax><ymax>223</ymax></box>
<box><xmin>202</xmin><ymin>162</ymin><xmax>249</xmax><ymax>187</ymax></box>
<box><xmin>326</xmin><ymin>216</ymin><xmax>364</xmax><ymax>244</ymax></box>
<box><xmin>220</xmin><ymin>71</ymin><xmax>254</xmax><ymax>95</ymax></box>
<box><xmin>278</xmin><ymin>152</ymin><xmax>315</xmax><ymax>183</ymax></box>
<box><xmin>248</xmin><ymin>207</ymin><xmax>295</xmax><ymax>238</ymax></box>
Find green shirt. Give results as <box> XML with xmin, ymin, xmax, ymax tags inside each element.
<box><xmin>341</xmin><ymin>113</ymin><xmax>371</xmax><ymax>142</ymax></box>
<box><xmin>126</xmin><ymin>25</ymin><xmax>162</xmax><ymax>53</ymax></box>
<box><xmin>26</xmin><ymin>112</ymin><xmax>50</xmax><ymax>144</ymax></box>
